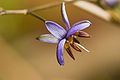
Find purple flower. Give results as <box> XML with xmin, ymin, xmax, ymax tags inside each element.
<box><xmin>37</xmin><ymin>2</ymin><xmax>91</xmax><ymax>66</ymax></box>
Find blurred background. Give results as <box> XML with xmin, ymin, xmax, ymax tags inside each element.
<box><xmin>0</xmin><ymin>0</ymin><xmax>120</xmax><ymax>80</ymax></box>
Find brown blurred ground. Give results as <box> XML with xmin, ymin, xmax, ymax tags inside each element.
<box><xmin>0</xmin><ymin>0</ymin><xmax>120</xmax><ymax>80</ymax></box>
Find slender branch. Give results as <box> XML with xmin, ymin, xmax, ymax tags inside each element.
<box><xmin>28</xmin><ymin>12</ymin><xmax>46</xmax><ymax>22</ymax></box>
<box><xmin>0</xmin><ymin>1</ymin><xmax>74</xmax><ymax>22</ymax></box>
<box><xmin>0</xmin><ymin>0</ymin><xmax>97</xmax><ymax>16</ymax></box>
<box><xmin>0</xmin><ymin>0</ymin><xmax>76</xmax><ymax>16</ymax></box>
<box><xmin>0</xmin><ymin>9</ymin><xmax>28</xmax><ymax>15</ymax></box>
<box><xmin>0</xmin><ymin>0</ymin><xmax>77</xmax><ymax>23</ymax></box>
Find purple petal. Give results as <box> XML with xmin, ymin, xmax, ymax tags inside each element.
<box><xmin>66</xmin><ymin>20</ymin><xmax>91</xmax><ymax>38</ymax></box>
<box><xmin>57</xmin><ymin>39</ymin><xmax>66</xmax><ymax>66</ymax></box>
<box><xmin>61</xmin><ymin>2</ymin><xmax>70</xmax><ymax>30</ymax></box>
<box><xmin>36</xmin><ymin>34</ymin><xmax>59</xmax><ymax>43</ymax></box>
<box><xmin>45</xmin><ymin>21</ymin><xmax>67</xmax><ymax>39</ymax></box>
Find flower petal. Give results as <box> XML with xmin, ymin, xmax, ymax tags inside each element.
<box><xmin>66</xmin><ymin>20</ymin><xmax>91</xmax><ymax>38</ymax></box>
<box><xmin>61</xmin><ymin>2</ymin><xmax>70</xmax><ymax>30</ymax></box>
<box><xmin>45</xmin><ymin>21</ymin><xmax>67</xmax><ymax>39</ymax></box>
<box><xmin>36</xmin><ymin>34</ymin><xmax>59</xmax><ymax>43</ymax></box>
<box><xmin>57</xmin><ymin>39</ymin><xmax>66</xmax><ymax>66</ymax></box>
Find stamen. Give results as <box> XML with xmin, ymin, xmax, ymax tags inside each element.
<box><xmin>75</xmin><ymin>43</ymin><xmax>90</xmax><ymax>52</ymax></box>
<box><xmin>65</xmin><ymin>42</ymin><xmax>75</xmax><ymax>60</ymax></box>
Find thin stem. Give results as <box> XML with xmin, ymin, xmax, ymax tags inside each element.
<box><xmin>0</xmin><ymin>9</ymin><xmax>28</xmax><ymax>15</ymax></box>
<box><xmin>0</xmin><ymin>0</ymin><xmax>97</xmax><ymax>15</ymax></box>
<box><xmin>28</xmin><ymin>11</ymin><xmax>46</xmax><ymax>22</ymax></box>
<box><xmin>0</xmin><ymin>1</ymin><xmax>76</xmax><ymax>16</ymax></box>
<box><xmin>0</xmin><ymin>0</ymin><xmax>109</xmax><ymax>22</ymax></box>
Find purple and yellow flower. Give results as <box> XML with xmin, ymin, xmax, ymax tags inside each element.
<box><xmin>37</xmin><ymin>2</ymin><xmax>91</xmax><ymax>66</ymax></box>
